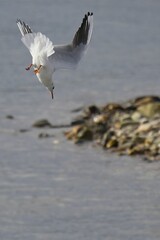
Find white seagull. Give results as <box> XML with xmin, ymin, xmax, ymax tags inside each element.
<box><xmin>16</xmin><ymin>12</ymin><xmax>93</xmax><ymax>99</ymax></box>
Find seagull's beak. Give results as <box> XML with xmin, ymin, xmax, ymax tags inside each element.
<box><xmin>50</xmin><ymin>90</ymin><xmax>54</xmax><ymax>99</ymax></box>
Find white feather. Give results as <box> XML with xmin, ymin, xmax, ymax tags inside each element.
<box><xmin>21</xmin><ymin>32</ymin><xmax>55</xmax><ymax>58</ymax></box>
<box><xmin>17</xmin><ymin>13</ymin><xmax>93</xmax><ymax>99</ymax></box>
<box><xmin>49</xmin><ymin>13</ymin><xmax>93</xmax><ymax>71</ymax></box>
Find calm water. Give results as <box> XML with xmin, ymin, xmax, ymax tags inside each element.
<box><xmin>0</xmin><ymin>0</ymin><xmax>160</xmax><ymax>239</ymax></box>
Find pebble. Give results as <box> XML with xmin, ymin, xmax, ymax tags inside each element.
<box><xmin>32</xmin><ymin>119</ymin><xmax>53</xmax><ymax>128</ymax></box>
<box><xmin>65</xmin><ymin>95</ymin><xmax>160</xmax><ymax>161</ymax></box>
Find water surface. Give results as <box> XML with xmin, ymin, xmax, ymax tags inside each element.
<box><xmin>0</xmin><ymin>0</ymin><xmax>160</xmax><ymax>239</ymax></box>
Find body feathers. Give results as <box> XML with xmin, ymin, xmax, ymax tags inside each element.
<box><xmin>16</xmin><ymin>12</ymin><xmax>93</xmax><ymax>99</ymax></box>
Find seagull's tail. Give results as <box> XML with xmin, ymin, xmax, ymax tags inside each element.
<box><xmin>22</xmin><ymin>32</ymin><xmax>55</xmax><ymax>58</ymax></box>
<box><xmin>17</xmin><ymin>19</ymin><xmax>54</xmax><ymax>58</ymax></box>
<box><xmin>17</xmin><ymin>19</ymin><xmax>33</xmax><ymax>36</ymax></box>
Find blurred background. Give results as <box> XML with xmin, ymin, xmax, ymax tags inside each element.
<box><xmin>0</xmin><ymin>0</ymin><xmax>160</xmax><ymax>239</ymax></box>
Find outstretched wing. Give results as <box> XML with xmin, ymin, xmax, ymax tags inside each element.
<box><xmin>49</xmin><ymin>12</ymin><xmax>93</xmax><ymax>71</ymax></box>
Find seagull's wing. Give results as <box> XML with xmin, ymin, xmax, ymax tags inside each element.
<box><xmin>49</xmin><ymin>12</ymin><xmax>93</xmax><ymax>71</ymax></box>
<box><xmin>16</xmin><ymin>20</ymin><xmax>54</xmax><ymax>59</ymax></box>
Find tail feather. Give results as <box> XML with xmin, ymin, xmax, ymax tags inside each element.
<box><xmin>17</xmin><ymin>19</ymin><xmax>55</xmax><ymax>63</ymax></box>
<box><xmin>21</xmin><ymin>32</ymin><xmax>54</xmax><ymax>58</ymax></box>
<box><xmin>16</xmin><ymin>19</ymin><xmax>33</xmax><ymax>36</ymax></box>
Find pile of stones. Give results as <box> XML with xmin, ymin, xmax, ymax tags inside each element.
<box><xmin>65</xmin><ymin>96</ymin><xmax>160</xmax><ymax>161</ymax></box>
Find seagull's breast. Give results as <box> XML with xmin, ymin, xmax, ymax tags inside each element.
<box><xmin>36</xmin><ymin>66</ymin><xmax>53</xmax><ymax>87</ymax></box>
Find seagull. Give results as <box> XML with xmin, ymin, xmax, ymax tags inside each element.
<box><xmin>16</xmin><ymin>12</ymin><xmax>93</xmax><ymax>99</ymax></box>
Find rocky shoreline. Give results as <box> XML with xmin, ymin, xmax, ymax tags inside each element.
<box><xmin>6</xmin><ymin>95</ymin><xmax>159</xmax><ymax>162</ymax></box>
<box><xmin>64</xmin><ymin>96</ymin><xmax>160</xmax><ymax>161</ymax></box>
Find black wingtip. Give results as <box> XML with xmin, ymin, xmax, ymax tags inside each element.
<box><xmin>72</xmin><ymin>11</ymin><xmax>93</xmax><ymax>47</ymax></box>
<box><xmin>87</xmin><ymin>12</ymin><xmax>93</xmax><ymax>16</ymax></box>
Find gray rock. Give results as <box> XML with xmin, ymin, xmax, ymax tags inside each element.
<box><xmin>32</xmin><ymin>119</ymin><xmax>53</xmax><ymax>128</ymax></box>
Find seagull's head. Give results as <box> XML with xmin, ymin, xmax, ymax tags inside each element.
<box><xmin>45</xmin><ymin>74</ymin><xmax>54</xmax><ymax>99</ymax></box>
<box><xmin>48</xmin><ymin>85</ymin><xmax>54</xmax><ymax>99</ymax></box>
<box><xmin>43</xmin><ymin>78</ymin><xmax>54</xmax><ymax>99</ymax></box>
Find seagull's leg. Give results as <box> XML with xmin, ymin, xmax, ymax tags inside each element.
<box><xmin>34</xmin><ymin>65</ymin><xmax>42</xmax><ymax>74</ymax></box>
<box><xmin>25</xmin><ymin>64</ymin><xmax>33</xmax><ymax>71</ymax></box>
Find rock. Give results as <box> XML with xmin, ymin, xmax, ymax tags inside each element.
<box><xmin>6</xmin><ymin>115</ymin><xmax>14</xmax><ymax>119</ymax></box>
<box><xmin>64</xmin><ymin>125</ymin><xmax>82</xmax><ymax>140</ymax></box>
<box><xmin>65</xmin><ymin>125</ymin><xmax>93</xmax><ymax>143</ymax></box>
<box><xmin>32</xmin><ymin>119</ymin><xmax>53</xmax><ymax>128</ymax></box>
<box><xmin>84</xmin><ymin>105</ymin><xmax>101</xmax><ymax>116</ymax></box>
<box><xmin>135</xmin><ymin>119</ymin><xmax>160</xmax><ymax>133</ymax></box>
<box><xmin>101</xmin><ymin>131</ymin><xmax>115</xmax><ymax>147</ymax></box>
<box><xmin>127</xmin><ymin>144</ymin><xmax>146</xmax><ymax>155</ymax></box>
<box><xmin>102</xmin><ymin>103</ymin><xmax>124</xmax><ymax>112</ymax></box>
<box><xmin>64</xmin><ymin>95</ymin><xmax>160</xmax><ymax>161</ymax></box>
<box><xmin>93</xmin><ymin>114</ymin><xmax>108</xmax><ymax>124</ymax></box>
<box><xmin>19</xmin><ymin>129</ymin><xmax>29</xmax><ymax>133</ymax></box>
<box><xmin>38</xmin><ymin>132</ymin><xmax>55</xmax><ymax>138</ymax></box>
<box><xmin>76</xmin><ymin>126</ymin><xmax>93</xmax><ymax>142</ymax></box>
<box><xmin>134</xmin><ymin>96</ymin><xmax>160</xmax><ymax>107</ymax></box>
<box><xmin>137</xmin><ymin>102</ymin><xmax>160</xmax><ymax>118</ymax></box>
<box><xmin>106</xmin><ymin>138</ymin><xmax>118</xmax><ymax>148</ymax></box>
<box><xmin>131</xmin><ymin>111</ymin><xmax>142</xmax><ymax>121</ymax></box>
